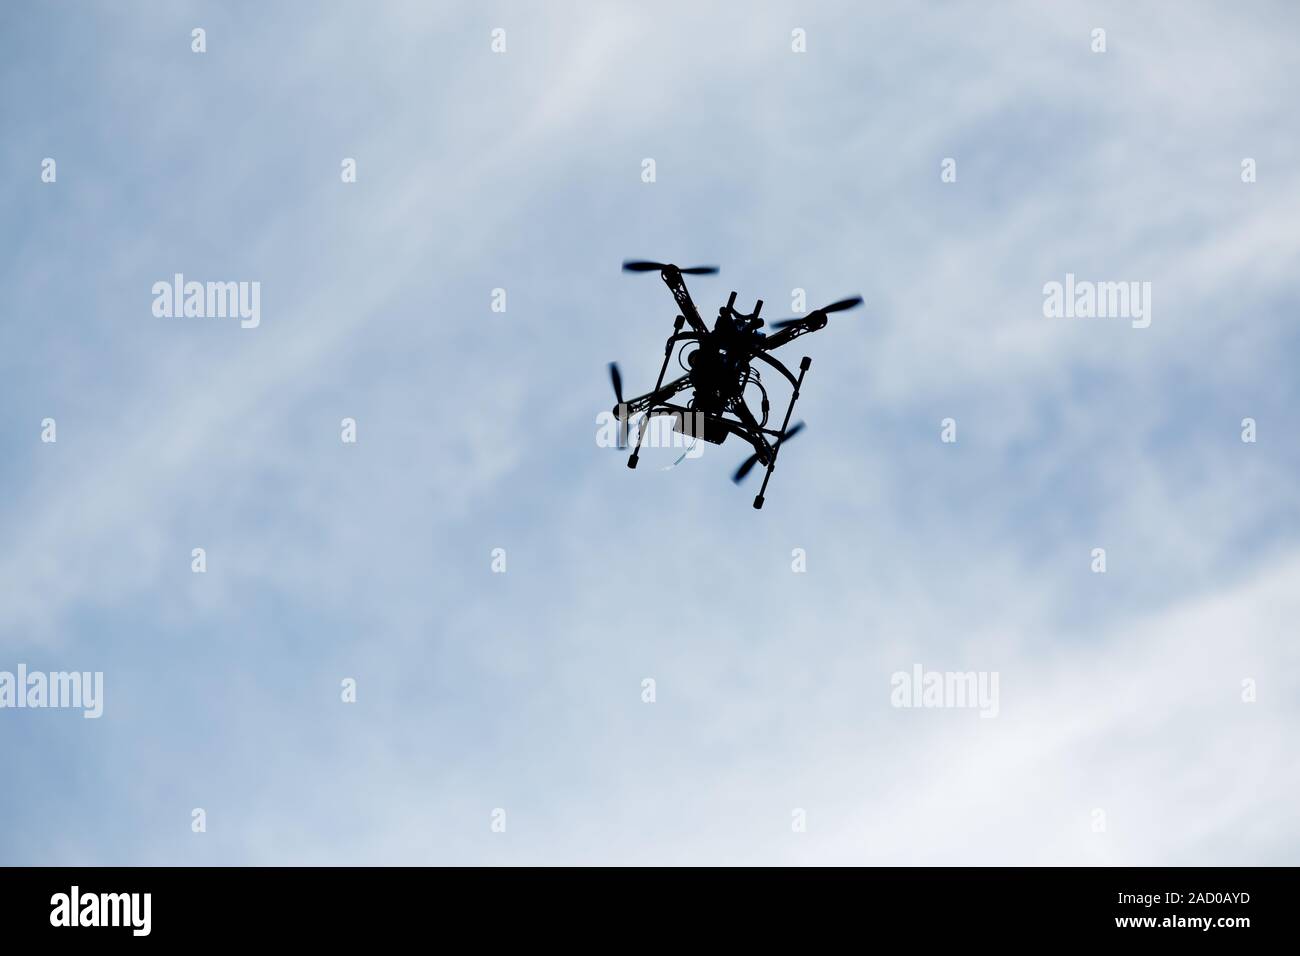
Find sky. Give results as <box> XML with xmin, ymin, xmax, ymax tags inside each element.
<box><xmin>1</xmin><ymin>0</ymin><xmax>1298</xmax><ymax>865</ymax></box>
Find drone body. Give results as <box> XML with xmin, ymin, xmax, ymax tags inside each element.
<box><xmin>608</xmin><ymin>260</ymin><xmax>861</xmax><ymax>509</ymax></box>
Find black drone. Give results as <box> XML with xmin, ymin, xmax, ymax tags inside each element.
<box><xmin>608</xmin><ymin>259</ymin><xmax>862</xmax><ymax>509</ymax></box>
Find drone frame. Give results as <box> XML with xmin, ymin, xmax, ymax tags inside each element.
<box><xmin>618</xmin><ymin>266</ymin><xmax>813</xmax><ymax>510</ymax></box>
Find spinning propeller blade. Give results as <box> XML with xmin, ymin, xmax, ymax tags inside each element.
<box><xmin>731</xmin><ymin>453</ymin><xmax>763</xmax><ymax>484</ymax></box>
<box><xmin>821</xmin><ymin>296</ymin><xmax>864</xmax><ymax>314</ymax></box>
<box><xmin>622</xmin><ymin>260</ymin><xmax>719</xmax><ymax>275</ymax></box>
<box><xmin>608</xmin><ymin>362</ymin><xmax>624</xmax><ymax>405</ymax></box>
<box><xmin>608</xmin><ymin>362</ymin><xmax>628</xmax><ymax>449</ymax></box>
<box><xmin>770</xmin><ymin>296</ymin><xmax>863</xmax><ymax>329</ymax></box>
<box><xmin>731</xmin><ymin>422</ymin><xmax>805</xmax><ymax>483</ymax></box>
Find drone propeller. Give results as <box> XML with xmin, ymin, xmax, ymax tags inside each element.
<box><xmin>731</xmin><ymin>422</ymin><xmax>805</xmax><ymax>483</ymax></box>
<box><xmin>622</xmin><ymin>260</ymin><xmax>720</xmax><ymax>276</ymax></box>
<box><xmin>608</xmin><ymin>362</ymin><xmax>624</xmax><ymax>405</ymax></box>
<box><xmin>770</xmin><ymin>296</ymin><xmax>863</xmax><ymax>329</ymax></box>
<box><xmin>608</xmin><ymin>362</ymin><xmax>628</xmax><ymax>449</ymax></box>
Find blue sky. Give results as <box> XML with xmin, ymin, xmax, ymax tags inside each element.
<box><xmin>1</xmin><ymin>1</ymin><xmax>1298</xmax><ymax>864</ymax></box>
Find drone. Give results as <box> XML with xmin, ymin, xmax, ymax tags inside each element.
<box><xmin>608</xmin><ymin>259</ymin><xmax>862</xmax><ymax>509</ymax></box>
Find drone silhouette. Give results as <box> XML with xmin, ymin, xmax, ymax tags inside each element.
<box><xmin>608</xmin><ymin>259</ymin><xmax>862</xmax><ymax>509</ymax></box>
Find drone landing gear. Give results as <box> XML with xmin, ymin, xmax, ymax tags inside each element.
<box><xmin>752</xmin><ymin>356</ymin><xmax>811</xmax><ymax>509</ymax></box>
<box><xmin>628</xmin><ymin>314</ymin><xmax>689</xmax><ymax>470</ymax></box>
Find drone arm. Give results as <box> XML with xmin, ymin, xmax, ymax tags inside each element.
<box><xmin>749</xmin><ymin>349</ymin><xmax>800</xmax><ymax>390</ymax></box>
<box><xmin>618</xmin><ymin>374</ymin><xmax>693</xmax><ymax>417</ymax></box>
<box><xmin>730</xmin><ymin>398</ymin><xmax>774</xmax><ymax>459</ymax></box>
<box><xmin>660</xmin><ymin>269</ymin><xmax>710</xmax><ymax>335</ymax></box>
<box><xmin>758</xmin><ymin>313</ymin><xmax>827</xmax><ymax>353</ymax></box>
